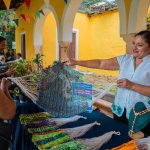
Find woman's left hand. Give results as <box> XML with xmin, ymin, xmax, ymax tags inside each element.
<box><xmin>117</xmin><ymin>78</ymin><xmax>134</xmax><ymax>89</ymax></box>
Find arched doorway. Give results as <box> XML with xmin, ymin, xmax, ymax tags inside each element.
<box><xmin>33</xmin><ymin>4</ymin><xmax>59</xmax><ymax>67</ymax></box>
<box><xmin>59</xmin><ymin>0</ymin><xmax>125</xmax><ymax>75</ymax></box>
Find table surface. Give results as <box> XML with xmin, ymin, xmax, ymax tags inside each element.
<box><xmin>11</xmin><ymin>102</ymin><xmax>131</xmax><ymax>150</ymax></box>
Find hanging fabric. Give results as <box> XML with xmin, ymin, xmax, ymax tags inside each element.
<box><xmin>8</xmin><ymin>61</ymin><xmax>115</xmax><ymax>117</ymax></box>
<box><xmin>36</xmin><ymin>61</ymin><xmax>89</xmax><ymax>117</ymax></box>
<box><xmin>25</xmin><ymin>0</ymin><xmax>31</xmax><ymax>9</ymax></box>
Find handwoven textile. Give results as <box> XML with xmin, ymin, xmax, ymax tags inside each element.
<box><xmin>8</xmin><ymin>74</ymin><xmax>39</xmax><ymax>101</ymax></box>
<box><xmin>8</xmin><ymin>61</ymin><xmax>115</xmax><ymax>117</ymax></box>
<box><xmin>36</xmin><ymin>61</ymin><xmax>89</xmax><ymax>117</ymax></box>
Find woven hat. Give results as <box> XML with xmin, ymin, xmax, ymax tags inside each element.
<box><xmin>129</xmin><ymin>102</ymin><xmax>150</xmax><ymax>134</ymax></box>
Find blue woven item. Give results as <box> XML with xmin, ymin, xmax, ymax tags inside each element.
<box><xmin>36</xmin><ymin>61</ymin><xmax>89</xmax><ymax>117</ymax></box>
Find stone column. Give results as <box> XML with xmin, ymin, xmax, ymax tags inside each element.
<box><xmin>121</xmin><ymin>33</ymin><xmax>135</xmax><ymax>54</ymax></box>
<box><xmin>58</xmin><ymin>41</ymin><xmax>71</xmax><ymax>61</ymax></box>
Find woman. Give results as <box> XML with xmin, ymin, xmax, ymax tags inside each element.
<box><xmin>63</xmin><ymin>30</ymin><xmax>150</xmax><ymax>138</ymax></box>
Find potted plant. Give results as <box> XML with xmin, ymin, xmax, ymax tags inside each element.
<box><xmin>32</xmin><ymin>53</ymin><xmax>44</xmax><ymax>73</ymax></box>
<box><xmin>13</xmin><ymin>59</ymin><xmax>27</xmax><ymax>77</ymax></box>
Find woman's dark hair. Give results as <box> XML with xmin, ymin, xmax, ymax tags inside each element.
<box><xmin>135</xmin><ymin>30</ymin><xmax>150</xmax><ymax>46</ymax></box>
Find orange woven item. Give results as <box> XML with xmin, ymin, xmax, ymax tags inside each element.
<box><xmin>111</xmin><ymin>140</ymin><xmax>137</xmax><ymax>150</ymax></box>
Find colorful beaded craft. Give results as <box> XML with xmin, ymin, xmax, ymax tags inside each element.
<box><xmin>37</xmin><ymin>134</ymin><xmax>70</xmax><ymax>149</ymax></box>
<box><xmin>19</xmin><ymin>112</ymin><xmax>52</xmax><ymax>125</ymax></box>
<box><xmin>50</xmin><ymin>140</ymin><xmax>88</xmax><ymax>150</ymax></box>
<box><xmin>28</xmin><ymin>125</ymin><xmax>57</xmax><ymax>133</ymax></box>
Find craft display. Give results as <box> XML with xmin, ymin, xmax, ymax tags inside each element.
<box><xmin>37</xmin><ymin>61</ymin><xmax>90</xmax><ymax>117</ymax></box>
<box><xmin>8</xmin><ymin>61</ymin><xmax>116</xmax><ymax>117</ymax></box>
<box><xmin>20</xmin><ymin>112</ymin><xmax>119</xmax><ymax>150</ymax></box>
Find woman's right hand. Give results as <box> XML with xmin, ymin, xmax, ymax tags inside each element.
<box><xmin>62</xmin><ymin>58</ymin><xmax>76</xmax><ymax>66</ymax></box>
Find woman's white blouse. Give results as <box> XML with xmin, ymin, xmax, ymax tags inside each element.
<box><xmin>111</xmin><ymin>54</ymin><xmax>150</xmax><ymax>119</ymax></box>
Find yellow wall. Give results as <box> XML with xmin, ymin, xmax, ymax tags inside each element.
<box><xmin>73</xmin><ymin>10</ymin><xmax>126</xmax><ymax>76</ymax></box>
<box><xmin>15</xmin><ymin>0</ymin><xmax>43</xmax><ymax>61</ymax></box>
<box><xmin>15</xmin><ymin>0</ymin><xmax>66</xmax><ymax>62</ymax></box>
<box><xmin>16</xmin><ymin>1</ymin><xmax>126</xmax><ymax>76</ymax></box>
<box><xmin>148</xmin><ymin>6</ymin><xmax>150</xmax><ymax>13</ymax></box>
<box><xmin>73</xmin><ymin>13</ymin><xmax>92</xmax><ymax>58</ymax></box>
<box><xmin>50</xmin><ymin>0</ymin><xmax>66</xmax><ymax>24</ymax></box>
<box><xmin>42</xmin><ymin>12</ymin><xmax>57</xmax><ymax>67</ymax></box>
